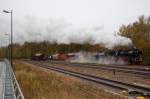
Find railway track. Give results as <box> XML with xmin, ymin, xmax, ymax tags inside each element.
<box><xmin>46</xmin><ymin>61</ymin><xmax>150</xmax><ymax>77</ymax></box>
<box><xmin>26</xmin><ymin>61</ymin><xmax>150</xmax><ymax>97</ymax></box>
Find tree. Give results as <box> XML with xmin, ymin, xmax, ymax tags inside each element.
<box><xmin>119</xmin><ymin>15</ymin><xmax>150</xmax><ymax>64</ymax></box>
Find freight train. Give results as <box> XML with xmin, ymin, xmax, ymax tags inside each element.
<box><xmin>31</xmin><ymin>53</ymin><xmax>75</xmax><ymax>61</ymax></box>
<box><xmin>31</xmin><ymin>48</ymin><xmax>142</xmax><ymax>65</ymax></box>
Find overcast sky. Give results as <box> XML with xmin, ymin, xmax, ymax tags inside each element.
<box><xmin>1</xmin><ymin>0</ymin><xmax>150</xmax><ymax>31</ymax></box>
<box><xmin>0</xmin><ymin>0</ymin><xmax>150</xmax><ymax>47</ymax></box>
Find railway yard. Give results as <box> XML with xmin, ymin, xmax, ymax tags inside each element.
<box><xmin>0</xmin><ymin>59</ymin><xmax>149</xmax><ymax>99</ymax></box>
<box><xmin>13</xmin><ymin>60</ymin><xmax>129</xmax><ymax>99</ymax></box>
<box><xmin>43</xmin><ymin>61</ymin><xmax>150</xmax><ymax>85</ymax></box>
<box><xmin>18</xmin><ymin>60</ymin><xmax>150</xmax><ymax>99</ymax></box>
<box><xmin>1</xmin><ymin>0</ymin><xmax>150</xmax><ymax>99</ymax></box>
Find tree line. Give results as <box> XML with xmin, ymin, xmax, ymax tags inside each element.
<box><xmin>0</xmin><ymin>42</ymin><xmax>106</xmax><ymax>59</ymax></box>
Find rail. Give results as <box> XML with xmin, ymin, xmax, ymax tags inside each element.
<box><xmin>46</xmin><ymin>61</ymin><xmax>150</xmax><ymax>77</ymax></box>
<box><xmin>4</xmin><ymin>59</ymin><xmax>25</xmax><ymax>99</ymax></box>
<box><xmin>27</xmin><ymin>61</ymin><xmax>150</xmax><ymax>97</ymax></box>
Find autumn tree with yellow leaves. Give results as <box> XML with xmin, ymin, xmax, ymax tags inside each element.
<box><xmin>119</xmin><ymin>15</ymin><xmax>150</xmax><ymax>64</ymax></box>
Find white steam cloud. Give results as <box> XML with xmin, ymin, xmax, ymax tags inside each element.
<box><xmin>68</xmin><ymin>52</ymin><xmax>127</xmax><ymax>65</ymax></box>
<box><xmin>0</xmin><ymin>16</ymin><xmax>132</xmax><ymax>48</ymax></box>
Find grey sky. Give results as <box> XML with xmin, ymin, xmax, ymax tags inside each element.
<box><xmin>0</xmin><ymin>0</ymin><xmax>150</xmax><ymax>32</ymax></box>
<box><xmin>0</xmin><ymin>0</ymin><xmax>150</xmax><ymax>47</ymax></box>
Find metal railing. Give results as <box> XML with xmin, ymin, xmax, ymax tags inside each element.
<box><xmin>0</xmin><ymin>60</ymin><xmax>6</xmax><ymax>99</ymax></box>
<box><xmin>4</xmin><ymin>59</ymin><xmax>25</xmax><ymax>99</ymax></box>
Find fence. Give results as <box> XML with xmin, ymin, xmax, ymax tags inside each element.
<box><xmin>4</xmin><ymin>59</ymin><xmax>25</xmax><ymax>99</ymax></box>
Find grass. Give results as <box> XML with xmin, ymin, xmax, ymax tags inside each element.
<box><xmin>13</xmin><ymin>60</ymin><xmax>129</xmax><ymax>99</ymax></box>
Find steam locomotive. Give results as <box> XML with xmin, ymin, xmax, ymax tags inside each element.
<box><xmin>95</xmin><ymin>48</ymin><xmax>143</xmax><ymax>65</ymax></box>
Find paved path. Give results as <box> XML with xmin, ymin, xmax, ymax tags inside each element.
<box><xmin>0</xmin><ymin>61</ymin><xmax>6</xmax><ymax>99</ymax></box>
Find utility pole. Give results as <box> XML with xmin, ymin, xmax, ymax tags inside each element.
<box><xmin>3</xmin><ymin>10</ymin><xmax>13</xmax><ymax>67</ymax></box>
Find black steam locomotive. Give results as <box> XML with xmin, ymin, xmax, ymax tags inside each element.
<box><xmin>105</xmin><ymin>48</ymin><xmax>143</xmax><ymax>65</ymax></box>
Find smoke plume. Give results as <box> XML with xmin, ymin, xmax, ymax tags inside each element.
<box><xmin>0</xmin><ymin>16</ymin><xmax>132</xmax><ymax>48</ymax></box>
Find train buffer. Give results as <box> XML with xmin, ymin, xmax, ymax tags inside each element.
<box><xmin>0</xmin><ymin>59</ymin><xmax>24</xmax><ymax>99</ymax></box>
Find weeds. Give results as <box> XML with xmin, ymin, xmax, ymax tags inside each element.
<box><xmin>13</xmin><ymin>60</ymin><xmax>129</xmax><ymax>99</ymax></box>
